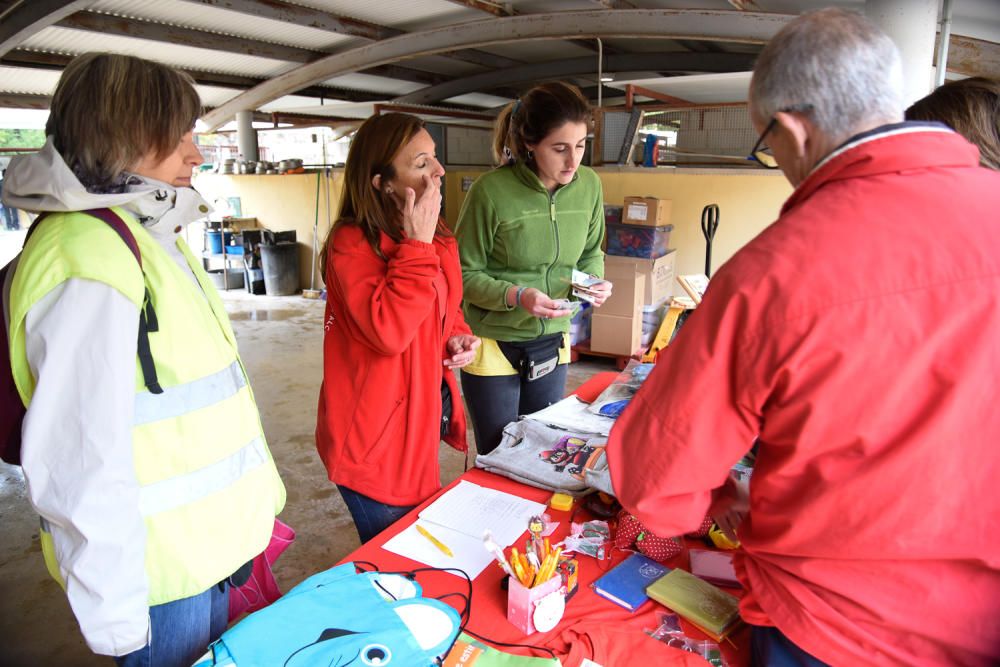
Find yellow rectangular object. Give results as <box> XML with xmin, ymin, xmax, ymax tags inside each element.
<box><xmin>646</xmin><ymin>569</ymin><xmax>741</xmax><ymax>640</ymax></box>
<box><xmin>549</xmin><ymin>492</ymin><xmax>575</xmax><ymax>512</ymax></box>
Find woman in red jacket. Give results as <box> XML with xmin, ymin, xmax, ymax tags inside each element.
<box><xmin>316</xmin><ymin>113</ymin><xmax>480</xmax><ymax>543</ymax></box>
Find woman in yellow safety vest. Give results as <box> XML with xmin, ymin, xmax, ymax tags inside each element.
<box><xmin>2</xmin><ymin>53</ymin><xmax>285</xmax><ymax>666</ymax></box>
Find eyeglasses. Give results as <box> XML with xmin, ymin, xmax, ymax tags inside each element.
<box><xmin>747</xmin><ymin>104</ymin><xmax>814</xmax><ymax>169</ymax></box>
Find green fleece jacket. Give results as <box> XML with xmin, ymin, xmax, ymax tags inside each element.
<box><xmin>455</xmin><ymin>161</ymin><xmax>605</xmax><ymax>342</ymax></box>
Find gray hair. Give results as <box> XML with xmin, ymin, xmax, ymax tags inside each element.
<box><xmin>750</xmin><ymin>8</ymin><xmax>904</xmax><ymax>144</ymax></box>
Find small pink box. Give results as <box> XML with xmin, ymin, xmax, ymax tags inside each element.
<box><xmin>507</xmin><ymin>575</ymin><xmax>564</xmax><ymax>635</ymax></box>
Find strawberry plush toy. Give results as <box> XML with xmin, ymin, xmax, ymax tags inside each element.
<box><xmin>613</xmin><ymin>511</ymin><xmax>716</xmax><ymax>562</ymax></box>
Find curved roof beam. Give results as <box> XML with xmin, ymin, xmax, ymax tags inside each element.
<box><xmin>394</xmin><ymin>52</ymin><xmax>757</xmax><ymax>105</ymax></box>
<box><xmin>201</xmin><ymin>9</ymin><xmax>792</xmax><ymax>131</ymax></box>
<box><xmin>0</xmin><ymin>0</ymin><xmax>93</xmax><ymax>58</ymax></box>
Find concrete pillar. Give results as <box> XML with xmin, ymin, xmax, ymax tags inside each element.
<box><xmin>236</xmin><ymin>110</ymin><xmax>258</xmax><ymax>161</ymax></box>
<box><xmin>866</xmin><ymin>0</ymin><xmax>939</xmax><ymax>107</ymax></box>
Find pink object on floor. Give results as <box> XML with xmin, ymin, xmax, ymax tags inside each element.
<box><xmin>228</xmin><ymin>518</ymin><xmax>295</xmax><ymax>621</ymax></box>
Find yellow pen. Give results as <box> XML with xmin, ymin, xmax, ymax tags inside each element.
<box><xmin>416</xmin><ymin>524</ymin><xmax>454</xmax><ymax>557</ymax></box>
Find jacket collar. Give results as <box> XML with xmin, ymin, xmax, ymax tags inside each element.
<box><xmin>510</xmin><ymin>160</ymin><xmax>579</xmax><ymax>195</ymax></box>
<box><xmin>2</xmin><ymin>136</ymin><xmax>211</xmax><ymax>228</ymax></box>
<box><xmin>782</xmin><ymin>122</ymin><xmax>980</xmax><ymax>215</ymax></box>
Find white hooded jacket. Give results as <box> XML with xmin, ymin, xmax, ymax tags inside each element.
<box><xmin>2</xmin><ymin>138</ymin><xmax>215</xmax><ymax>657</ymax></box>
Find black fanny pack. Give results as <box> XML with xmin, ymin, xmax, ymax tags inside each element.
<box><xmin>440</xmin><ymin>379</ymin><xmax>453</xmax><ymax>438</ymax></box>
<box><xmin>497</xmin><ymin>334</ymin><xmax>563</xmax><ymax>382</ymax></box>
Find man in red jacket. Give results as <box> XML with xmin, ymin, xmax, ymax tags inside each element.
<box><xmin>607</xmin><ymin>8</ymin><xmax>1000</xmax><ymax>666</ymax></box>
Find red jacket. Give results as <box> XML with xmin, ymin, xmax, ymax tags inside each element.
<box><xmin>608</xmin><ymin>125</ymin><xmax>1000</xmax><ymax>666</ymax></box>
<box><xmin>316</xmin><ymin>223</ymin><xmax>470</xmax><ymax>506</ymax></box>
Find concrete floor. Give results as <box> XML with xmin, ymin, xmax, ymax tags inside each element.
<box><xmin>0</xmin><ymin>289</ymin><xmax>615</xmax><ymax>665</ymax></box>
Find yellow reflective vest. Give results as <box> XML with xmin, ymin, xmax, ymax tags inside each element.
<box><xmin>8</xmin><ymin>207</ymin><xmax>286</xmax><ymax>605</ymax></box>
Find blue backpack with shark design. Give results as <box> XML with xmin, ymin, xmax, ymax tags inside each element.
<box><xmin>193</xmin><ymin>562</ymin><xmax>462</xmax><ymax>667</ymax></box>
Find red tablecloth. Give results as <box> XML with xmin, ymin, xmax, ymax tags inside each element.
<box><xmin>337</xmin><ymin>372</ymin><xmax>750</xmax><ymax>666</ymax></box>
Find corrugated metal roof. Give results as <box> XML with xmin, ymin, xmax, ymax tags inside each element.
<box><xmin>323</xmin><ymin>72</ymin><xmax>423</xmax><ymax>95</ymax></box>
<box><xmin>443</xmin><ymin>92</ymin><xmax>512</xmax><ymax>108</ymax></box>
<box><xmin>402</xmin><ymin>55</ymin><xmax>482</xmax><ymax>78</ymax></box>
<box><xmin>476</xmin><ymin>40</ymin><xmax>595</xmax><ymax>63</ymax></box>
<box><xmin>1</xmin><ymin>0</ymin><xmax>996</xmax><ymax>123</ymax></box>
<box><xmin>260</xmin><ymin>94</ymin><xmax>359</xmax><ymax>112</ymax></box>
<box><xmin>609</xmin><ymin>71</ymin><xmax>753</xmax><ymax>104</ymax></box>
<box><xmin>19</xmin><ymin>27</ymin><xmax>298</xmax><ymax>79</ymax></box>
<box><xmin>194</xmin><ymin>85</ymin><xmax>240</xmax><ymax>108</ymax></box>
<box><xmin>289</xmin><ymin>0</ymin><xmax>481</xmax><ymax>31</ymax></box>
<box><xmin>258</xmin><ymin>99</ymin><xmax>379</xmax><ymax>119</ymax></box>
<box><xmin>89</xmin><ymin>0</ymin><xmax>361</xmax><ymax>52</ymax></box>
<box><xmin>0</xmin><ymin>67</ymin><xmax>62</xmax><ymax>96</ymax></box>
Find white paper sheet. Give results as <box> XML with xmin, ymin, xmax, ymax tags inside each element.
<box><xmin>525</xmin><ymin>396</ymin><xmax>615</xmax><ymax>436</ymax></box>
<box><xmin>382</xmin><ymin>521</ymin><xmax>496</xmax><ymax>578</ymax></box>
<box><xmin>418</xmin><ymin>480</ymin><xmax>546</xmax><ymax>546</ymax></box>
<box><xmin>381</xmin><ymin>481</ymin><xmax>546</xmax><ymax>578</ymax></box>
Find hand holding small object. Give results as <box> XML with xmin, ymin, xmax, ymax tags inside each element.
<box><xmin>584</xmin><ymin>280</ymin><xmax>613</xmax><ymax>307</ymax></box>
<box><xmin>443</xmin><ymin>334</ymin><xmax>480</xmax><ymax>368</ymax></box>
<box><xmin>519</xmin><ymin>288</ymin><xmax>573</xmax><ymax>320</ymax></box>
<box><xmin>399</xmin><ymin>174</ymin><xmax>441</xmax><ymax>244</ymax></box>
<box><xmin>709</xmin><ymin>476</ymin><xmax>749</xmax><ymax>543</ymax></box>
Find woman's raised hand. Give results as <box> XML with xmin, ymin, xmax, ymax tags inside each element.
<box><xmin>400</xmin><ymin>174</ymin><xmax>441</xmax><ymax>244</ymax></box>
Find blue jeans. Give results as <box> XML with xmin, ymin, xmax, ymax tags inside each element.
<box><xmin>115</xmin><ymin>582</ymin><xmax>229</xmax><ymax>667</ymax></box>
<box><xmin>751</xmin><ymin>625</ymin><xmax>829</xmax><ymax>667</ymax></box>
<box><xmin>460</xmin><ymin>364</ymin><xmax>568</xmax><ymax>455</ymax></box>
<box><xmin>337</xmin><ymin>485</ymin><xmax>416</xmax><ymax>544</ymax></box>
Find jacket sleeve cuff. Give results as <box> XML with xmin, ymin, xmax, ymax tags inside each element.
<box><xmin>88</xmin><ymin>618</ymin><xmax>150</xmax><ymax>657</ymax></box>
<box><xmin>499</xmin><ymin>282</ymin><xmax>517</xmax><ymax>311</ymax></box>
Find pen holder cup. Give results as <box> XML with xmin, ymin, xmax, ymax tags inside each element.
<box><xmin>507</xmin><ymin>574</ymin><xmax>564</xmax><ymax>635</ymax></box>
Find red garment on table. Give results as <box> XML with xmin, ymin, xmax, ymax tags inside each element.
<box><xmin>316</xmin><ymin>224</ymin><xmax>470</xmax><ymax>506</ymax></box>
<box><xmin>607</xmin><ymin>125</ymin><xmax>1000</xmax><ymax>666</ymax></box>
<box><xmin>554</xmin><ymin>619</ymin><xmax>708</xmax><ymax>667</ymax></box>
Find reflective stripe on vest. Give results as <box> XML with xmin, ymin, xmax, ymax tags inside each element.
<box><xmin>133</xmin><ymin>360</ymin><xmax>246</xmax><ymax>425</ymax></box>
<box><xmin>138</xmin><ymin>435</ymin><xmax>267</xmax><ymax>516</ymax></box>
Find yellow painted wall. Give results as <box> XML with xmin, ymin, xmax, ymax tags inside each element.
<box><xmin>444</xmin><ymin>166</ymin><xmax>792</xmax><ymax>292</ymax></box>
<box><xmin>444</xmin><ymin>168</ymin><xmax>489</xmax><ymax>230</ymax></box>
<box><xmin>192</xmin><ymin>166</ymin><xmax>790</xmax><ymax>294</ymax></box>
<box><xmin>193</xmin><ymin>171</ymin><xmax>343</xmax><ymax>290</ymax></box>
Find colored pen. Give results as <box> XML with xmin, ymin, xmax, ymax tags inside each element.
<box><xmin>416</xmin><ymin>524</ymin><xmax>453</xmax><ymax>557</ymax></box>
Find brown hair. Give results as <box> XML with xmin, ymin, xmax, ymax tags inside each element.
<box><xmin>321</xmin><ymin>113</ymin><xmax>443</xmax><ymax>274</ymax></box>
<box><xmin>492</xmin><ymin>82</ymin><xmax>591</xmax><ymax>166</ymax></box>
<box><xmin>46</xmin><ymin>52</ymin><xmax>202</xmax><ymax>191</ymax></box>
<box><xmin>906</xmin><ymin>77</ymin><xmax>1000</xmax><ymax>171</ymax></box>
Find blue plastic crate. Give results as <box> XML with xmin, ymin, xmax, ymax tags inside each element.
<box><xmin>605</xmin><ymin>222</ymin><xmax>673</xmax><ymax>259</ymax></box>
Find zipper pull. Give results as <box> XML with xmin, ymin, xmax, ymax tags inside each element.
<box><xmin>550</xmin><ymin>200</ymin><xmax>556</xmax><ymax>221</ymax></box>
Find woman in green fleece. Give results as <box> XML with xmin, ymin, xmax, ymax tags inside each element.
<box><xmin>455</xmin><ymin>81</ymin><xmax>612</xmax><ymax>455</ymax></box>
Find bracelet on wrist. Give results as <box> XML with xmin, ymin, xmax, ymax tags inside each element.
<box><xmin>515</xmin><ymin>286</ymin><xmax>527</xmax><ymax>308</ymax></box>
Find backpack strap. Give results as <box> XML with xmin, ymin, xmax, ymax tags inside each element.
<box><xmin>27</xmin><ymin>208</ymin><xmax>163</xmax><ymax>395</ymax></box>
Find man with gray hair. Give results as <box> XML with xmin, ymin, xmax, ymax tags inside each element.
<box><xmin>608</xmin><ymin>8</ymin><xmax>1000</xmax><ymax>666</ymax></box>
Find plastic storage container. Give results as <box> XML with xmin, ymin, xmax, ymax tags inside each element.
<box><xmin>605</xmin><ymin>222</ymin><xmax>673</xmax><ymax>259</ymax></box>
<box><xmin>641</xmin><ymin>302</ymin><xmax>667</xmax><ymax>346</ymax></box>
<box><xmin>207</xmin><ymin>268</ymin><xmax>245</xmax><ymax>290</ymax></box>
<box><xmin>206</xmin><ymin>230</ymin><xmax>245</xmax><ymax>255</ymax></box>
<box><xmin>260</xmin><ymin>242</ymin><xmax>300</xmax><ymax>296</ymax></box>
<box><xmin>569</xmin><ymin>301</ymin><xmax>593</xmax><ymax>346</ymax></box>
<box><xmin>603</xmin><ymin>204</ymin><xmax>623</xmax><ymax>226</ymax></box>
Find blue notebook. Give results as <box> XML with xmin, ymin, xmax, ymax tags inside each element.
<box><xmin>591</xmin><ymin>554</ymin><xmax>670</xmax><ymax>612</ymax></box>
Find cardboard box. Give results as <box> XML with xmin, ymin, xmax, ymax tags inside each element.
<box><xmin>623</xmin><ymin>196</ymin><xmax>672</xmax><ymax>227</ymax></box>
<box><xmin>605</xmin><ymin>251</ymin><xmax>676</xmax><ymax>305</ymax></box>
<box><xmin>591</xmin><ymin>312</ymin><xmax>643</xmax><ymax>356</ymax></box>
<box><xmin>599</xmin><ymin>265</ymin><xmax>645</xmax><ymax>318</ymax></box>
